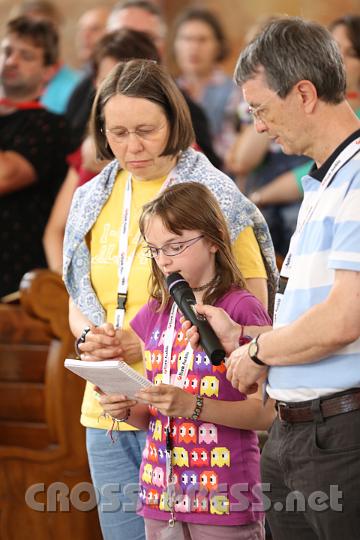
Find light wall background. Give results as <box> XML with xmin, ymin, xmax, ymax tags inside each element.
<box><xmin>0</xmin><ymin>0</ymin><xmax>359</xmax><ymax>71</ymax></box>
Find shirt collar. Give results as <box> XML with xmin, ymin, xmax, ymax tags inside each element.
<box><xmin>310</xmin><ymin>128</ymin><xmax>360</xmax><ymax>181</ymax></box>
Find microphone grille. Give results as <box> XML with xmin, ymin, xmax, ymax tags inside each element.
<box><xmin>166</xmin><ymin>272</ymin><xmax>187</xmax><ymax>294</ymax></box>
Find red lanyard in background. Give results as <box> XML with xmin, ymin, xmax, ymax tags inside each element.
<box><xmin>0</xmin><ymin>98</ymin><xmax>44</xmax><ymax>110</ymax></box>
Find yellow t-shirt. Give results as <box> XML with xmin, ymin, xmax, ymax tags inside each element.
<box><xmin>81</xmin><ymin>170</ymin><xmax>266</xmax><ymax>429</ymax></box>
<box><xmin>233</xmin><ymin>226</ymin><xmax>267</xmax><ymax>280</ymax></box>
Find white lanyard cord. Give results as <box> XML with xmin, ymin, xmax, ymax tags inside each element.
<box><xmin>282</xmin><ymin>138</ymin><xmax>360</xmax><ymax>277</ymax></box>
<box><xmin>273</xmin><ymin>138</ymin><xmax>360</xmax><ymax>323</ymax></box>
<box><xmin>162</xmin><ymin>302</ymin><xmax>194</xmax><ymax>525</ymax></box>
<box><xmin>114</xmin><ymin>174</ymin><xmax>139</xmax><ymax>328</ymax></box>
<box><xmin>162</xmin><ymin>302</ymin><xmax>193</xmax><ymax>388</ymax></box>
<box><xmin>114</xmin><ymin>171</ymin><xmax>175</xmax><ymax>329</ymax></box>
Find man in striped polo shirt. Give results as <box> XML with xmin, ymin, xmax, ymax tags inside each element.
<box><xmin>187</xmin><ymin>16</ymin><xmax>360</xmax><ymax>540</ymax></box>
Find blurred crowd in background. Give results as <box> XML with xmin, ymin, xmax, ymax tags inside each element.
<box><xmin>0</xmin><ymin>0</ymin><xmax>359</xmax><ymax>298</ymax></box>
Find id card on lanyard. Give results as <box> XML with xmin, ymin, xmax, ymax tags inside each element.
<box><xmin>274</xmin><ymin>138</ymin><xmax>360</xmax><ymax>323</ymax></box>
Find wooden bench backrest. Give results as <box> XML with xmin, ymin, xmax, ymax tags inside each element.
<box><xmin>0</xmin><ymin>270</ymin><xmax>101</xmax><ymax>540</ymax></box>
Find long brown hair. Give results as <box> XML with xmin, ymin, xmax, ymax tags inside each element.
<box><xmin>139</xmin><ymin>182</ymin><xmax>246</xmax><ymax>311</ymax></box>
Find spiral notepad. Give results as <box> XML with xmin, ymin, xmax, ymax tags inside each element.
<box><xmin>64</xmin><ymin>358</ymin><xmax>152</xmax><ymax>399</ymax></box>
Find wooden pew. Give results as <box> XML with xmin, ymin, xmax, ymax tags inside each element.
<box><xmin>0</xmin><ymin>269</ymin><xmax>101</xmax><ymax>540</ymax></box>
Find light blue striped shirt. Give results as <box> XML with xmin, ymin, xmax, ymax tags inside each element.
<box><xmin>268</xmin><ymin>153</ymin><xmax>360</xmax><ymax>401</ymax></box>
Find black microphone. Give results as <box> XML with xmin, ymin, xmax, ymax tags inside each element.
<box><xmin>166</xmin><ymin>272</ymin><xmax>225</xmax><ymax>365</ymax></box>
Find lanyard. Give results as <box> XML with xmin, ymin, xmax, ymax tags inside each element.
<box><xmin>274</xmin><ymin>137</ymin><xmax>360</xmax><ymax>322</ymax></box>
<box><xmin>0</xmin><ymin>97</ymin><xmax>44</xmax><ymax>110</ymax></box>
<box><xmin>162</xmin><ymin>302</ymin><xmax>194</xmax><ymax>527</ymax></box>
<box><xmin>114</xmin><ymin>171</ymin><xmax>175</xmax><ymax>329</ymax></box>
<box><xmin>162</xmin><ymin>302</ymin><xmax>193</xmax><ymax>387</ymax></box>
<box><xmin>114</xmin><ymin>174</ymin><xmax>139</xmax><ymax>328</ymax></box>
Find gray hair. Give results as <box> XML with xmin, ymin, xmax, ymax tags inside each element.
<box><xmin>234</xmin><ymin>17</ymin><xmax>346</xmax><ymax>104</ymax></box>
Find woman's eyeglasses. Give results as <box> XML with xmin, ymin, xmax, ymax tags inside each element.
<box><xmin>144</xmin><ymin>235</ymin><xmax>204</xmax><ymax>259</ymax></box>
<box><xmin>105</xmin><ymin>123</ymin><xmax>166</xmax><ymax>143</ymax></box>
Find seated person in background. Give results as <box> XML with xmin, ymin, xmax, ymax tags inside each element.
<box><xmin>0</xmin><ymin>16</ymin><xmax>69</xmax><ymax>297</ymax></box>
<box><xmin>51</xmin><ymin>5</ymin><xmax>109</xmax><ymax>144</ymax></box>
<box><xmin>43</xmin><ymin>28</ymin><xmax>161</xmax><ymax>274</ymax></box>
<box><xmin>75</xmin><ymin>6</ymin><xmax>109</xmax><ymax>73</ymax></box>
<box><xmin>10</xmin><ymin>0</ymin><xmax>82</xmax><ymax>114</ymax></box>
<box><xmin>228</xmin><ymin>115</ymin><xmax>307</xmax><ymax>257</ymax></box>
<box><xmin>172</xmin><ymin>7</ymin><xmax>243</xmax><ymax>172</ymax></box>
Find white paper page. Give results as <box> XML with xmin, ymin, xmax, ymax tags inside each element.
<box><xmin>64</xmin><ymin>359</ymin><xmax>152</xmax><ymax>399</ymax></box>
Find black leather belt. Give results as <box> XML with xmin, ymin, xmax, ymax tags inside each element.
<box><xmin>276</xmin><ymin>389</ymin><xmax>360</xmax><ymax>423</ymax></box>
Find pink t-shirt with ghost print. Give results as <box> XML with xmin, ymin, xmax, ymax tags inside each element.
<box><xmin>131</xmin><ymin>287</ymin><xmax>271</xmax><ymax>525</ymax></box>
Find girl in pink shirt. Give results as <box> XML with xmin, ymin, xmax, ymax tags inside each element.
<box><xmin>100</xmin><ymin>182</ymin><xmax>274</xmax><ymax>540</ymax></box>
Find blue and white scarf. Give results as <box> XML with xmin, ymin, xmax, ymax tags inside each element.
<box><xmin>63</xmin><ymin>148</ymin><xmax>278</xmax><ymax>324</ymax></box>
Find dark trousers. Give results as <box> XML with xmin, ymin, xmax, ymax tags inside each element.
<box><xmin>261</xmin><ymin>407</ymin><xmax>360</xmax><ymax>540</ymax></box>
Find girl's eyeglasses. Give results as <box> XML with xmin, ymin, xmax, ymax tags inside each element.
<box><xmin>144</xmin><ymin>235</ymin><xmax>204</xmax><ymax>259</ymax></box>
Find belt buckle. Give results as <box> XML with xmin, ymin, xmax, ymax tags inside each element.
<box><xmin>277</xmin><ymin>401</ymin><xmax>288</xmax><ymax>422</ymax></box>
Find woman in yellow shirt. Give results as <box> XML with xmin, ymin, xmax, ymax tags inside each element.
<box><xmin>63</xmin><ymin>59</ymin><xmax>277</xmax><ymax>540</ymax></box>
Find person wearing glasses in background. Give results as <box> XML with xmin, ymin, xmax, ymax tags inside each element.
<box><xmin>172</xmin><ymin>7</ymin><xmax>243</xmax><ymax>173</ymax></box>
<box><xmin>63</xmin><ymin>59</ymin><xmax>277</xmax><ymax>540</ymax></box>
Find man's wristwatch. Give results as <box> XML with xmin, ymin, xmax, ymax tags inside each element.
<box><xmin>248</xmin><ymin>335</ymin><xmax>267</xmax><ymax>366</ymax></box>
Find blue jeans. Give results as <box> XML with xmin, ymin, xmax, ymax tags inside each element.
<box><xmin>86</xmin><ymin>427</ymin><xmax>147</xmax><ymax>540</ymax></box>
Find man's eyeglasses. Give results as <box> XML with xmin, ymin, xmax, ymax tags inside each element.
<box><xmin>144</xmin><ymin>235</ymin><xmax>204</xmax><ymax>259</ymax></box>
<box><xmin>105</xmin><ymin>123</ymin><xmax>166</xmax><ymax>143</ymax></box>
<box><xmin>248</xmin><ymin>90</ymin><xmax>280</xmax><ymax>122</ymax></box>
